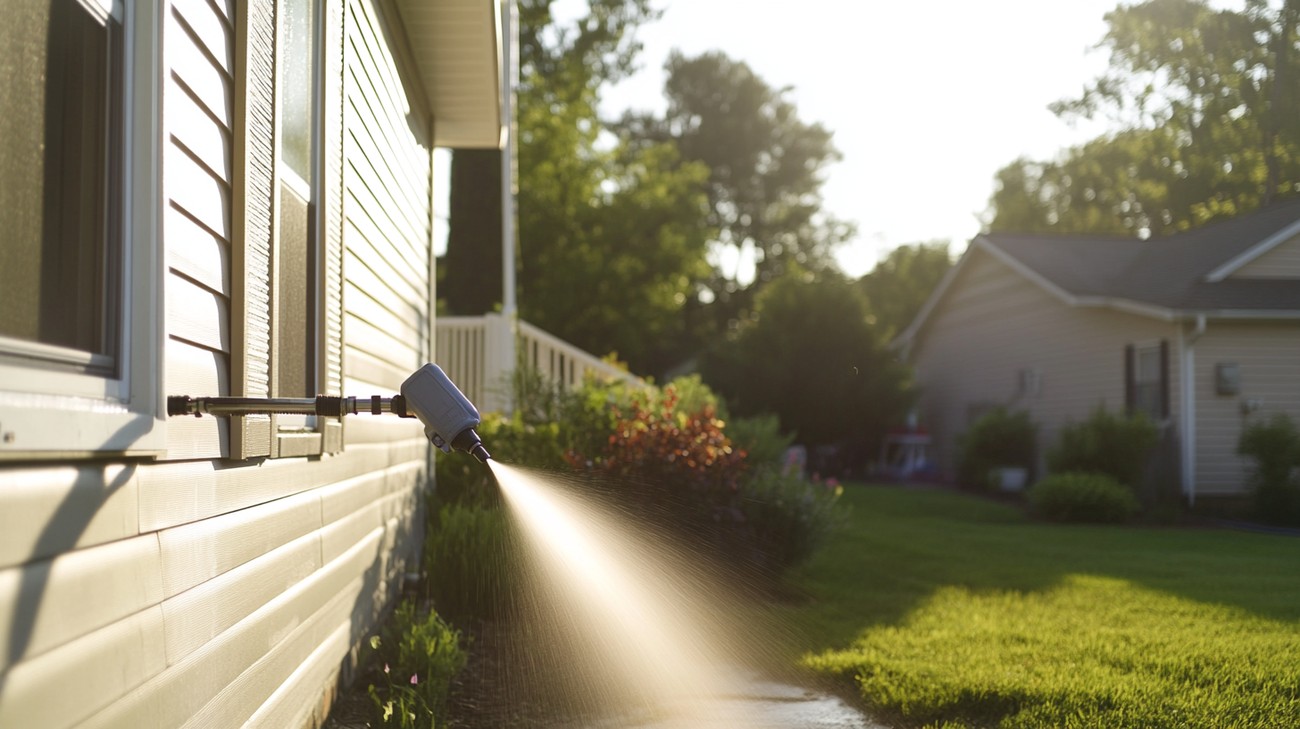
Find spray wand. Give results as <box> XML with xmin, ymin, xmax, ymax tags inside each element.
<box><xmin>167</xmin><ymin>363</ymin><xmax>491</xmax><ymax>463</ymax></box>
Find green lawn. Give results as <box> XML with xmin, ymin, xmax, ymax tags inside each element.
<box><xmin>774</xmin><ymin>485</ymin><xmax>1300</xmax><ymax>729</ymax></box>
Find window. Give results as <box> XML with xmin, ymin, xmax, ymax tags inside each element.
<box><xmin>0</xmin><ymin>0</ymin><xmax>163</xmax><ymax>456</ymax></box>
<box><xmin>1126</xmin><ymin>341</ymin><xmax>1168</xmax><ymax>421</ymax></box>
<box><xmin>2</xmin><ymin>0</ymin><xmax>123</xmax><ymax>376</ymax></box>
<box><xmin>271</xmin><ymin>0</ymin><xmax>324</xmax><ymax>455</ymax></box>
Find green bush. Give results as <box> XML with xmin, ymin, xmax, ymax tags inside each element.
<box><xmin>1028</xmin><ymin>472</ymin><xmax>1141</xmax><ymax>523</ymax></box>
<box><xmin>1238</xmin><ymin>414</ymin><xmax>1300</xmax><ymax>526</ymax></box>
<box><xmin>957</xmin><ymin>408</ymin><xmax>1037</xmax><ymax>491</ymax></box>
<box><xmin>1047</xmin><ymin>407</ymin><xmax>1158</xmax><ymax>489</ymax></box>
<box><xmin>739</xmin><ymin>469</ymin><xmax>844</xmax><ymax>572</ymax></box>
<box><xmin>366</xmin><ymin>598</ymin><xmax>466</xmax><ymax>727</ymax></box>
<box><xmin>424</xmin><ymin>502</ymin><xmax>519</xmax><ymax>621</ymax></box>
<box><xmin>726</xmin><ymin>413</ymin><xmax>794</xmax><ymax>471</ymax></box>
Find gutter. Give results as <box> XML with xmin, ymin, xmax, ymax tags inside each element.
<box><xmin>1181</xmin><ymin>314</ymin><xmax>1207</xmax><ymax>507</ymax></box>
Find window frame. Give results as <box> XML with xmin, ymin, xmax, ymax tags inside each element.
<box><xmin>1126</xmin><ymin>340</ymin><xmax>1170</xmax><ymax>423</ymax></box>
<box><xmin>0</xmin><ymin>0</ymin><xmax>164</xmax><ymax>459</ymax></box>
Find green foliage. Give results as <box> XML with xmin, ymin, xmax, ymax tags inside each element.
<box><xmin>956</xmin><ymin>408</ymin><xmax>1037</xmax><ymax>491</ymax></box>
<box><xmin>1047</xmin><ymin>407</ymin><xmax>1158</xmax><ymax>489</ymax></box>
<box><xmin>366</xmin><ymin>599</ymin><xmax>466</xmax><ymax>727</ymax></box>
<box><xmin>782</xmin><ymin>486</ymin><xmax>1300</xmax><ymax>729</ymax></box>
<box><xmin>858</xmin><ymin>241</ymin><xmax>953</xmax><ymax>339</ymax></box>
<box><xmin>739</xmin><ymin>469</ymin><xmax>844</xmax><ymax>572</ymax></box>
<box><xmin>1237</xmin><ymin>413</ymin><xmax>1300</xmax><ymax>526</ymax></box>
<box><xmin>565</xmin><ymin>386</ymin><xmax>748</xmax><ymax>536</ymax></box>
<box><xmin>423</xmin><ymin>502</ymin><xmax>519</xmax><ymax>621</ymax></box>
<box><xmin>987</xmin><ymin>0</ymin><xmax>1300</xmax><ymax>236</ymax></box>
<box><xmin>725</xmin><ymin>413</ymin><xmax>794</xmax><ymax>471</ymax></box>
<box><xmin>701</xmin><ymin>271</ymin><xmax>913</xmax><ymax>451</ymax></box>
<box><xmin>620</xmin><ymin>51</ymin><xmax>852</xmax><ymax>297</ymax></box>
<box><xmin>1028</xmin><ymin>472</ymin><xmax>1141</xmax><ymax>523</ymax></box>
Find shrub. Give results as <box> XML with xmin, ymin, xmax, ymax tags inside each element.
<box><xmin>739</xmin><ymin>469</ymin><xmax>844</xmax><ymax>572</ymax></box>
<box><xmin>957</xmin><ymin>408</ymin><xmax>1037</xmax><ymax>491</ymax></box>
<box><xmin>1238</xmin><ymin>414</ymin><xmax>1300</xmax><ymax>526</ymax></box>
<box><xmin>1047</xmin><ymin>407</ymin><xmax>1158</xmax><ymax>490</ymax></box>
<box><xmin>424</xmin><ymin>502</ymin><xmax>519</xmax><ymax>621</ymax></box>
<box><xmin>366</xmin><ymin>598</ymin><xmax>466</xmax><ymax>727</ymax></box>
<box><xmin>1028</xmin><ymin>472</ymin><xmax>1141</xmax><ymax>523</ymax></box>
<box><xmin>726</xmin><ymin>413</ymin><xmax>795</xmax><ymax>471</ymax></box>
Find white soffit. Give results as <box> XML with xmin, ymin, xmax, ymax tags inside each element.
<box><xmin>396</xmin><ymin>0</ymin><xmax>504</xmax><ymax>149</ymax></box>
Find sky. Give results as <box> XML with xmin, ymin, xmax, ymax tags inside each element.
<box><xmin>437</xmin><ymin>0</ymin><xmax>1131</xmax><ymax>278</ymax></box>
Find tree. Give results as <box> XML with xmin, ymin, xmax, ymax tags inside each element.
<box><xmin>619</xmin><ymin>52</ymin><xmax>853</xmax><ymax>309</ymax></box>
<box><xmin>858</xmin><ymin>242</ymin><xmax>953</xmax><ymax>341</ymax></box>
<box><xmin>700</xmin><ymin>271</ymin><xmax>912</xmax><ymax>458</ymax></box>
<box><xmin>986</xmin><ymin>0</ymin><xmax>1299</xmax><ymax>236</ymax></box>
<box><xmin>441</xmin><ymin>0</ymin><xmax>660</xmax><ymax>316</ymax></box>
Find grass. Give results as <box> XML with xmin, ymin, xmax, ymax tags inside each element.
<box><xmin>771</xmin><ymin>485</ymin><xmax>1300</xmax><ymax>728</ymax></box>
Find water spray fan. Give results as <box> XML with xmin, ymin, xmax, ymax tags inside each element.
<box><xmin>167</xmin><ymin>363</ymin><xmax>491</xmax><ymax>463</ymax></box>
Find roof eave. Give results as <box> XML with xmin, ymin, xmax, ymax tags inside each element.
<box><xmin>395</xmin><ymin>0</ymin><xmax>505</xmax><ymax>149</ymax></box>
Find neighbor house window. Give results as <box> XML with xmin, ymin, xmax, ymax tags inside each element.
<box><xmin>1</xmin><ymin>0</ymin><xmax>123</xmax><ymax>376</ymax></box>
<box><xmin>1126</xmin><ymin>341</ymin><xmax>1169</xmax><ymax>421</ymax></box>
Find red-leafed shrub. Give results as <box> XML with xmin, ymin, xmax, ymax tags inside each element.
<box><xmin>565</xmin><ymin>386</ymin><xmax>749</xmax><ymax>543</ymax></box>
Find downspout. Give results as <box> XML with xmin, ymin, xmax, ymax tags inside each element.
<box><xmin>1181</xmin><ymin>314</ymin><xmax>1207</xmax><ymax>507</ymax></box>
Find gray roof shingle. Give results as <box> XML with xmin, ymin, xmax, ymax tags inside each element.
<box><xmin>980</xmin><ymin>197</ymin><xmax>1300</xmax><ymax>313</ymax></box>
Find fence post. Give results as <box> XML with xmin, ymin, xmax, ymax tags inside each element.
<box><xmin>481</xmin><ymin>313</ymin><xmax>516</xmax><ymax>414</ymax></box>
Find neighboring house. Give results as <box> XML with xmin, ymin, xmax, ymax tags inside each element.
<box><xmin>895</xmin><ymin>198</ymin><xmax>1300</xmax><ymax>503</ymax></box>
<box><xmin>0</xmin><ymin>0</ymin><xmax>501</xmax><ymax>726</ymax></box>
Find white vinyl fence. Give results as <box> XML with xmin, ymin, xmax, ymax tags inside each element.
<box><xmin>435</xmin><ymin>313</ymin><xmax>642</xmax><ymax>413</ymax></box>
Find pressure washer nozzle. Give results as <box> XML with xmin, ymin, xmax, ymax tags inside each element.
<box><xmin>469</xmin><ymin>443</ymin><xmax>492</xmax><ymax>463</ymax></box>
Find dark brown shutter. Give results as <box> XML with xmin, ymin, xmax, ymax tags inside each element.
<box><xmin>1124</xmin><ymin>344</ymin><xmax>1135</xmax><ymax>414</ymax></box>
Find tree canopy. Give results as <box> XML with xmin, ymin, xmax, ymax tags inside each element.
<box><xmin>858</xmin><ymin>242</ymin><xmax>953</xmax><ymax>341</ymax></box>
<box><xmin>987</xmin><ymin>0</ymin><xmax>1299</xmax><ymax>236</ymax></box>
<box><xmin>619</xmin><ymin>51</ymin><xmax>853</xmax><ymax>305</ymax></box>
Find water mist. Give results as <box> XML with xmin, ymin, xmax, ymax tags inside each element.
<box><xmin>487</xmin><ymin>460</ymin><xmax>774</xmax><ymax>728</ymax></box>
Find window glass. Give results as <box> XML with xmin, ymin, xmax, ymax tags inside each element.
<box><xmin>0</xmin><ymin>0</ymin><xmax>122</xmax><ymax>371</ymax></box>
<box><xmin>280</xmin><ymin>0</ymin><xmax>314</xmax><ymax>185</ymax></box>
<box><xmin>1134</xmin><ymin>345</ymin><xmax>1163</xmax><ymax>419</ymax></box>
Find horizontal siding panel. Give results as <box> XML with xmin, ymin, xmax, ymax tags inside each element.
<box><xmin>341</xmin><ymin>414</ymin><xmax>427</xmax><ymax>446</ymax></box>
<box><xmin>242</xmin><ymin>619</ymin><xmax>349</xmax><ymax>729</ymax></box>
<box><xmin>344</xmin><ymin>347</ymin><xmax>419</xmax><ymax>391</ymax></box>
<box><xmin>161</xmin><ymin>530</ymin><xmax>322</xmax><ymax>665</ymax></box>
<box><xmin>342</xmin><ymin>159</ymin><xmax>427</xmax><ymax>272</ymax></box>
<box><xmin>164</xmin><ymin>336</ymin><xmax>228</xmax><ymax>399</ymax></box>
<box><xmin>171</xmin><ymin>0</ymin><xmax>234</xmax><ymax>77</ymax></box>
<box><xmin>345</xmin><ymin>279</ymin><xmax>425</xmax><ymax>345</ymax></box>
<box><xmin>345</xmin><ymin>253</ymin><xmax>424</xmax><ymax>323</ymax></box>
<box><xmin>166</xmin><ymin>204</ymin><xmax>231</xmax><ymax>297</ymax></box>
<box><xmin>179</xmin><ymin>580</ymin><xmax>357</xmax><ymax>729</ymax></box>
<box><xmin>168</xmin><ymin>78</ymin><xmax>232</xmax><ymax>184</ymax></box>
<box><xmin>344</xmin><ymin>312</ymin><xmax>422</xmax><ymax>372</ymax></box>
<box><xmin>75</xmin><ymin>529</ymin><xmax>383</xmax><ymax>729</ymax></box>
<box><xmin>166</xmin><ymin>9</ymin><xmax>233</xmax><ymax>128</ymax></box>
<box><xmin>167</xmin><ymin>142</ymin><xmax>233</xmax><ymax>241</ymax></box>
<box><xmin>0</xmin><ymin>464</ymin><xmax>139</xmax><ymax>570</ymax></box>
<box><xmin>0</xmin><ymin>606</ymin><xmax>166</xmax><ymax>729</ymax></box>
<box><xmin>0</xmin><ymin>535</ymin><xmax>162</xmax><ymax>673</ymax></box>
<box><xmin>166</xmin><ymin>272</ymin><xmax>230</xmax><ymax>353</ymax></box>
<box><xmin>137</xmin><ymin>442</ymin><xmax>423</xmax><ymax>531</ymax></box>
<box><xmin>158</xmin><ymin>488</ymin><xmax>322</xmax><ymax>598</ymax></box>
<box><xmin>162</xmin><ymin>407</ymin><xmax>228</xmax><ymax>461</ymax></box>
<box><xmin>342</xmin><ymin>212</ymin><xmax>426</xmax><ymax>303</ymax></box>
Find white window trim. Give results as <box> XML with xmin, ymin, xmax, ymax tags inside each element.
<box><xmin>0</xmin><ymin>0</ymin><xmax>164</xmax><ymax>458</ymax></box>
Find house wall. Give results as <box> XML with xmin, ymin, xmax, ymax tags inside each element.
<box><xmin>1230</xmin><ymin>231</ymin><xmax>1300</xmax><ymax>278</ymax></box>
<box><xmin>0</xmin><ymin>0</ymin><xmax>437</xmax><ymax>727</ymax></box>
<box><xmin>1191</xmin><ymin>322</ymin><xmax>1300</xmax><ymax>495</ymax></box>
<box><xmin>910</xmin><ymin>247</ymin><xmax>1182</xmax><ymax>479</ymax></box>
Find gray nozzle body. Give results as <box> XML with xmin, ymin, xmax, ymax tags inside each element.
<box><xmin>400</xmin><ymin>364</ymin><xmax>491</xmax><ymax>462</ymax></box>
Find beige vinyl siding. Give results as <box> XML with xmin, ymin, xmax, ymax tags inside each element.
<box><xmin>1230</xmin><ymin>231</ymin><xmax>1300</xmax><ymax>278</ymax></box>
<box><xmin>0</xmin><ymin>0</ymin><xmax>438</xmax><ymax>725</ymax></box>
<box><xmin>1191</xmin><ymin>322</ymin><xmax>1300</xmax><ymax>494</ymax></box>
<box><xmin>343</xmin><ymin>0</ymin><xmax>434</xmax><ymax>402</ymax></box>
<box><xmin>912</xmin><ymin>248</ymin><xmax>1181</xmax><ymax>475</ymax></box>
<box><xmin>164</xmin><ymin>0</ymin><xmax>236</xmax><ymax>460</ymax></box>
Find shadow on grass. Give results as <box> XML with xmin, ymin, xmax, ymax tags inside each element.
<box><xmin>787</xmin><ymin>483</ymin><xmax>1300</xmax><ymax>653</ymax></box>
